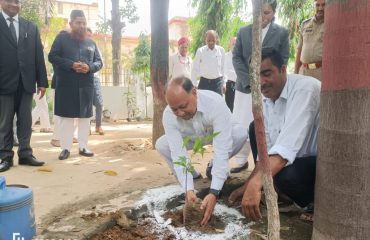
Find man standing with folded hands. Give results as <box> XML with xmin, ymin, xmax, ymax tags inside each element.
<box><xmin>49</xmin><ymin>10</ymin><xmax>102</xmax><ymax>160</ymax></box>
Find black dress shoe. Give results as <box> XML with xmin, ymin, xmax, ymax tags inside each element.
<box><xmin>58</xmin><ymin>149</ymin><xmax>70</xmax><ymax>160</ymax></box>
<box><xmin>19</xmin><ymin>155</ymin><xmax>45</xmax><ymax>166</ymax></box>
<box><xmin>0</xmin><ymin>157</ymin><xmax>13</xmax><ymax>172</ymax></box>
<box><xmin>79</xmin><ymin>148</ymin><xmax>94</xmax><ymax>157</ymax></box>
<box><xmin>230</xmin><ymin>162</ymin><xmax>249</xmax><ymax>173</ymax></box>
<box><xmin>206</xmin><ymin>163</ymin><xmax>212</xmax><ymax>180</ymax></box>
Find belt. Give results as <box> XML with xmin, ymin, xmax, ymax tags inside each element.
<box><xmin>303</xmin><ymin>62</ymin><xmax>322</xmax><ymax>70</ymax></box>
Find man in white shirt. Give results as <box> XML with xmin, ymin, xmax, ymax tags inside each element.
<box><xmin>191</xmin><ymin>30</ymin><xmax>225</xmax><ymax>95</ymax></box>
<box><xmin>224</xmin><ymin>37</ymin><xmax>237</xmax><ymax>112</ymax></box>
<box><xmin>156</xmin><ymin>76</ymin><xmax>248</xmax><ymax>226</ymax></box>
<box><xmin>229</xmin><ymin>48</ymin><xmax>320</xmax><ymax>221</ymax></box>
<box><xmin>168</xmin><ymin>37</ymin><xmax>192</xmax><ymax>80</ymax></box>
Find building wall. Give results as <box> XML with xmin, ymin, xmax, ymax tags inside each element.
<box><xmin>52</xmin><ymin>0</ymin><xmax>99</xmax><ymax>31</ymax></box>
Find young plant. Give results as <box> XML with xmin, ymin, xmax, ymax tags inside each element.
<box><xmin>173</xmin><ymin>131</ymin><xmax>220</xmax><ymax>225</ymax></box>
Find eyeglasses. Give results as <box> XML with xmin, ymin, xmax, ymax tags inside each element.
<box><xmin>3</xmin><ymin>0</ymin><xmax>21</xmax><ymax>5</ymax></box>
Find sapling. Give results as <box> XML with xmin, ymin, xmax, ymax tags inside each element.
<box><xmin>173</xmin><ymin>131</ymin><xmax>220</xmax><ymax>225</ymax></box>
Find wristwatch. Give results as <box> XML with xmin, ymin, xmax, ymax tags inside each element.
<box><xmin>209</xmin><ymin>188</ymin><xmax>221</xmax><ymax>199</ymax></box>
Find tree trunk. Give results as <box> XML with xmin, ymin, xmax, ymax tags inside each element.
<box><xmin>313</xmin><ymin>1</ymin><xmax>370</xmax><ymax>239</ymax></box>
<box><xmin>250</xmin><ymin>0</ymin><xmax>280</xmax><ymax>239</ymax></box>
<box><xmin>111</xmin><ymin>0</ymin><xmax>122</xmax><ymax>86</ymax></box>
<box><xmin>150</xmin><ymin>0</ymin><xmax>169</xmax><ymax>146</ymax></box>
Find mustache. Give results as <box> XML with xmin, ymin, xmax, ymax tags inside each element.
<box><xmin>261</xmin><ymin>84</ymin><xmax>272</xmax><ymax>91</ymax></box>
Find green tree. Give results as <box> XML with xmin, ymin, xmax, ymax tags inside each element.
<box><xmin>278</xmin><ymin>0</ymin><xmax>314</xmax><ymax>63</ymax></box>
<box><xmin>188</xmin><ymin>0</ymin><xmax>246</xmax><ymax>55</ymax></box>
<box><xmin>132</xmin><ymin>33</ymin><xmax>151</xmax><ymax>83</ymax></box>
<box><xmin>20</xmin><ymin>0</ymin><xmax>48</xmax><ymax>28</ymax></box>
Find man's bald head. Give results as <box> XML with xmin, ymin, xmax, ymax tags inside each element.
<box><xmin>205</xmin><ymin>30</ymin><xmax>218</xmax><ymax>50</ymax></box>
<box><xmin>165</xmin><ymin>77</ymin><xmax>197</xmax><ymax>120</ymax></box>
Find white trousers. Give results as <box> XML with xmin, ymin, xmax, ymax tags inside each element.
<box><xmin>60</xmin><ymin>118</ymin><xmax>90</xmax><ymax>150</ymax></box>
<box><xmin>155</xmin><ymin>122</ymin><xmax>248</xmax><ymax>176</ymax></box>
<box><xmin>232</xmin><ymin>90</ymin><xmax>253</xmax><ymax>166</ymax></box>
<box><xmin>52</xmin><ymin>116</ymin><xmax>78</xmax><ymax>141</ymax></box>
<box><xmin>32</xmin><ymin>93</ymin><xmax>51</xmax><ymax>129</ymax></box>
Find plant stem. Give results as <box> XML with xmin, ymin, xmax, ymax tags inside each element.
<box><xmin>184</xmin><ymin>168</ymin><xmax>188</xmax><ymax>226</ymax></box>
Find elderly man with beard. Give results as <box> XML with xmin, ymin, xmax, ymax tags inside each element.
<box><xmin>49</xmin><ymin>10</ymin><xmax>102</xmax><ymax>160</ymax></box>
<box><xmin>155</xmin><ymin>76</ymin><xmax>248</xmax><ymax>226</ymax></box>
<box><xmin>229</xmin><ymin>48</ymin><xmax>321</xmax><ymax>222</ymax></box>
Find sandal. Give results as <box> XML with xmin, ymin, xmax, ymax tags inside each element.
<box><xmin>300</xmin><ymin>212</ymin><xmax>314</xmax><ymax>222</ymax></box>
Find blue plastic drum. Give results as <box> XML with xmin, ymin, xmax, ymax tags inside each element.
<box><xmin>0</xmin><ymin>176</ymin><xmax>36</xmax><ymax>240</ymax></box>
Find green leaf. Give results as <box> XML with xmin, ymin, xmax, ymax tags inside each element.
<box><xmin>182</xmin><ymin>136</ymin><xmax>191</xmax><ymax>149</ymax></box>
<box><xmin>203</xmin><ymin>131</ymin><xmax>221</xmax><ymax>142</ymax></box>
<box><xmin>192</xmin><ymin>138</ymin><xmax>204</xmax><ymax>154</ymax></box>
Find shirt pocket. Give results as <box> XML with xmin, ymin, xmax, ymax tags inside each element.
<box><xmin>215</xmin><ymin>53</ymin><xmax>222</xmax><ymax>68</ymax></box>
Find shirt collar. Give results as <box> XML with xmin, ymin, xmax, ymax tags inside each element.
<box><xmin>206</xmin><ymin>45</ymin><xmax>217</xmax><ymax>51</ymax></box>
<box><xmin>196</xmin><ymin>90</ymin><xmax>206</xmax><ymax>113</ymax></box>
<box><xmin>313</xmin><ymin>15</ymin><xmax>324</xmax><ymax>24</ymax></box>
<box><xmin>263</xmin><ymin>23</ymin><xmax>271</xmax><ymax>31</ymax></box>
<box><xmin>263</xmin><ymin>77</ymin><xmax>289</xmax><ymax>103</ymax></box>
<box><xmin>1</xmin><ymin>11</ymin><xmax>19</xmax><ymax>23</ymax></box>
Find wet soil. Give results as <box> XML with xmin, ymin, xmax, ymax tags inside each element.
<box><xmin>162</xmin><ymin>200</ymin><xmax>225</xmax><ymax>234</ymax></box>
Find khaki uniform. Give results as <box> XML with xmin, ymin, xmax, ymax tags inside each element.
<box><xmin>298</xmin><ymin>17</ymin><xmax>324</xmax><ymax>81</ymax></box>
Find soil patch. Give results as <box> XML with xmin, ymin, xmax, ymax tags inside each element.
<box><xmin>91</xmin><ymin>220</ymin><xmax>176</xmax><ymax>240</ymax></box>
<box><xmin>162</xmin><ymin>199</ymin><xmax>225</xmax><ymax>234</ymax></box>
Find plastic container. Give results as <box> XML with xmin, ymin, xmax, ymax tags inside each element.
<box><xmin>0</xmin><ymin>176</ymin><xmax>36</xmax><ymax>240</ymax></box>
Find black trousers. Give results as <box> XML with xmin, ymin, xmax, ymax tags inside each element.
<box><xmin>198</xmin><ymin>77</ymin><xmax>223</xmax><ymax>95</ymax></box>
<box><xmin>0</xmin><ymin>81</ymin><xmax>33</xmax><ymax>159</ymax></box>
<box><xmin>249</xmin><ymin>121</ymin><xmax>316</xmax><ymax>207</ymax></box>
<box><xmin>225</xmin><ymin>80</ymin><xmax>235</xmax><ymax>112</ymax></box>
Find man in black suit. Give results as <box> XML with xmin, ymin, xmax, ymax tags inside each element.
<box><xmin>0</xmin><ymin>0</ymin><xmax>48</xmax><ymax>172</ymax></box>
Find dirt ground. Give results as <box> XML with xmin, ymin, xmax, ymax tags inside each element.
<box><xmin>2</xmin><ymin>121</ymin><xmax>249</xmax><ymax>235</ymax></box>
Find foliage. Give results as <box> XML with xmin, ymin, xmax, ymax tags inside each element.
<box><xmin>278</xmin><ymin>0</ymin><xmax>315</xmax><ymax>64</ymax></box>
<box><xmin>188</xmin><ymin>0</ymin><xmax>247</xmax><ymax>55</ymax></box>
<box><xmin>173</xmin><ymin>132</ymin><xmax>221</xmax><ymax>176</ymax></box>
<box><xmin>96</xmin><ymin>21</ymin><xmax>111</xmax><ymax>35</ymax></box>
<box><xmin>132</xmin><ymin>34</ymin><xmax>151</xmax><ymax>82</ymax></box>
<box><xmin>123</xmin><ymin>90</ymin><xmax>141</xmax><ymax>121</ymax></box>
<box><xmin>20</xmin><ymin>0</ymin><xmax>48</xmax><ymax>28</ymax></box>
<box><xmin>95</xmin><ymin>0</ymin><xmax>139</xmax><ymax>34</ymax></box>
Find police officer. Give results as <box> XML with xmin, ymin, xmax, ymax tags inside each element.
<box><xmin>294</xmin><ymin>0</ymin><xmax>325</xmax><ymax>81</ymax></box>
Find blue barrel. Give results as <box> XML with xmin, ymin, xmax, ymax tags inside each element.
<box><xmin>0</xmin><ymin>176</ymin><xmax>36</xmax><ymax>240</ymax></box>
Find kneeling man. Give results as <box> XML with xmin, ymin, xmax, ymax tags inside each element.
<box><xmin>156</xmin><ymin>76</ymin><xmax>248</xmax><ymax>225</ymax></box>
<box><xmin>229</xmin><ymin>48</ymin><xmax>321</xmax><ymax>221</ymax></box>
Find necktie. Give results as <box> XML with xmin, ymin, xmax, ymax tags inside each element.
<box><xmin>8</xmin><ymin>17</ymin><xmax>17</xmax><ymax>43</ymax></box>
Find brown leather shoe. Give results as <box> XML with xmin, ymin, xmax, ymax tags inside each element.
<box><xmin>95</xmin><ymin>127</ymin><xmax>104</xmax><ymax>135</ymax></box>
<box><xmin>18</xmin><ymin>155</ymin><xmax>45</xmax><ymax>166</ymax></box>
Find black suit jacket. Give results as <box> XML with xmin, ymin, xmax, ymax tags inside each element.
<box><xmin>0</xmin><ymin>14</ymin><xmax>48</xmax><ymax>95</ymax></box>
<box><xmin>233</xmin><ymin>23</ymin><xmax>290</xmax><ymax>94</ymax></box>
